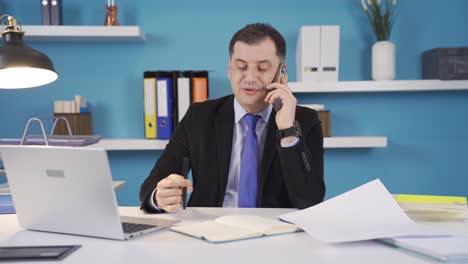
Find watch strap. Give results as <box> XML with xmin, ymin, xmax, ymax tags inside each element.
<box><xmin>276</xmin><ymin>121</ymin><xmax>302</xmax><ymax>139</ymax></box>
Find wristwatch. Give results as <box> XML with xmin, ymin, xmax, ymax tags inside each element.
<box><xmin>276</xmin><ymin>121</ymin><xmax>302</xmax><ymax>139</ymax></box>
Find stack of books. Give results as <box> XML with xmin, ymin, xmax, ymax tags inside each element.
<box><xmin>395</xmin><ymin>194</ymin><xmax>468</xmax><ymax>221</ymax></box>
<box><xmin>0</xmin><ymin>183</ymin><xmax>14</xmax><ymax>214</ymax></box>
<box><xmin>0</xmin><ymin>183</ymin><xmax>10</xmax><ymax>194</ymax></box>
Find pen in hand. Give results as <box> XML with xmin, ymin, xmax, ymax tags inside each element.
<box><xmin>182</xmin><ymin>157</ymin><xmax>189</xmax><ymax>210</ymax></box>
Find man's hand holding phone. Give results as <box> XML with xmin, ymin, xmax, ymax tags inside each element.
<box><xmin>265</xmin><ymin>63</ymin><xmax>297</xmax><ymax>140</ymax></box>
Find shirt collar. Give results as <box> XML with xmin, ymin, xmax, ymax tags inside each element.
<box><xmin>233</xmin><ymin>97</ymin><xmax>272</xmax><ymax>125</ymax></box>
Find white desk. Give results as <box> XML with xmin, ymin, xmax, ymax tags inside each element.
<box><xmin>1</xmin><ymin>207</ymin><xmax>467</xmax><ymax>264</ymax></box>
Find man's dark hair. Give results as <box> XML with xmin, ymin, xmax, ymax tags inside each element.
<box><xmin>229</xmin><ymin>23</ymin><xmax>286</xmax><ymax>61</ymax></box>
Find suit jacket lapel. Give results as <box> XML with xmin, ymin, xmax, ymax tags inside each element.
<box><xmin>215</xmin><ymin>96</ymin><xmax>235</xmax><ymax>205</ymax></box>
<box><xmin>258</xmin><ymin>110</ymin><xmax>278</xmax><ymax>205</ymax></box>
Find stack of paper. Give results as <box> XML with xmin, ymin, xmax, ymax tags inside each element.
<box><xmin>280</xmin><ymin>179</ymin><xmax>447</xmax><ymax>243</ymax></box>
<box><xmin>380</xmin><ymin>236</ymin><xmax>468</xmax><ymax>262</ymax></box>
<box><xmin>280</xmin><ymin>179</ymin><xmax>468</xmax><ymax>261</ymax></box>
<box><xmin>395</xmin><ymin>194</ymin><xmax>468</xmax><ymax>220</ymax></box>
<box><xmin>0</xmin><ymin>183</ymin><xmax>10</xmax><ymax>194</ymax></box>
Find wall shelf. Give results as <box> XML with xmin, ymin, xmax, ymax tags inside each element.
<box><xmin>90</xmin><ymin>139</ymin><xmax>169</xmax><ymax>150</ymax></box>
<box><xmin>21</xmin><ymin>25</ymin><xmax>145</xmax><ymax>42</ymax></box>
<box><xmin>89</xmin><ymin>137</ymin><xmax>387</xmax><ymax>151</ymax></box>
<box><xmin>289</xmin><ymin>80</ymin><xmax>468</xmax><ymax>93</ymax></box>
<box><xmin>323</xmin><ymin>137</ymin><xmax>387</xmax><ymax>148</ymax></box>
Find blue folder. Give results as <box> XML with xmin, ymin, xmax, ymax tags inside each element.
<box><xmin>156</xmin><ymin>76</ymin><xmax>174</xmax><ymax>139</ymax></box>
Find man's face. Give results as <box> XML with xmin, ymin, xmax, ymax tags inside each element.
<box><xmin>228</xmin><ymin>38</ymin><xmax>282</xmax><ymax>112</ymax></box>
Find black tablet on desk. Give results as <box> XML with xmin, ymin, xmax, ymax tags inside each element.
<box><xmin>0</xmin><ymin>245</ymin><xmax>81</xmax><ymax>262</ymax></box>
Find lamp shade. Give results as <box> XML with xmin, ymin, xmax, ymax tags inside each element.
<box><xmin>0</xmin><ymin>16</ymin><xmax>58</xmax><ymax>89</ymax></box>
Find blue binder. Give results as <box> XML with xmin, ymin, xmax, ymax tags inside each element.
<box><xmin>155</xmin><ymin>72</ymin><xmax>174</xmax><ymax>139</ymax></box>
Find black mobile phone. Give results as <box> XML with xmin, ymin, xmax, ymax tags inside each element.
<box><xmin>271</xmin><ymin>63</ymin><xmax>287</xmax><ymax>111</ymax></box>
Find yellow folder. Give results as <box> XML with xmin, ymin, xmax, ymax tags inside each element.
<box><xmin>143</xmin><ymin>72</ymin><xmax>157</xmax><ymax>139</ymax></box>
<box><xmin>395</xmin><ymin>194</ymin><xmax>467</xmax><ymax>205</ymax></box>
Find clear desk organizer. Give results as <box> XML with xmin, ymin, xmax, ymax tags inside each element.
<box><xmin>0</xmin><ymin>117</ymin><xmax>102</xmax><ymax>147</ymax></box>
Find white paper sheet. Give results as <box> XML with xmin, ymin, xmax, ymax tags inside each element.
<box><xmin>280</xmin><ymin>179</ymin><xmax>448</xmax><ymax>243</ymax></box>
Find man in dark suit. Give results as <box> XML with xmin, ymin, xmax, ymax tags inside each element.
<box><xmin>140</xmin><ymin>23</ymin><xmax>325</xmax><ymax>213</ymax></box>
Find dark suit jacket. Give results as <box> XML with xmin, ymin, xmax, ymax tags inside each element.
<box><xmin>140</xmin><ymin>95</ymin><xmax>325</xmax><ymax>212</ymax></box>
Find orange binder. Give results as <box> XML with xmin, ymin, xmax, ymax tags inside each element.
<box><xmin>191</xmin><ymin>71</ymin><xmax>209</xmax><ymax>103</ymax></box>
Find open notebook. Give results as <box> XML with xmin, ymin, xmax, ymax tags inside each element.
<box><xmin>170</xmin><ymin>215</ymin><xmax>300</xmax><ymax>243</ymax></box>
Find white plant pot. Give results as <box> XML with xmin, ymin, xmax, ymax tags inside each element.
<box><xmin>372</xmin><ymin>41</ymin><xmax>395</xmax><ymax>80</ymax></box>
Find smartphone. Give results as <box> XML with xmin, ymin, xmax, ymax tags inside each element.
<box><xmin>271</xmin><ymin>63</ymin><xmax>287</xmax><ymax>111</ymax></box>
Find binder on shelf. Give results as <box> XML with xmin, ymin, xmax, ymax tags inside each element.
<box><xmin>155</xmin><ymin>71</ymin><xmax>174</xmax><ymax>139</ymax></box>
<box><xmin>41</xmin><ymin>0</ymin><xmax>51</xmax><ymax>25</ymax></box>
<box><xmin>50</xmin><ymin>0</ymin><xmax>63</xmax><ymax>25</ymax></box>
<box><xmin>143</xmin><ymin>71</ymin><xmax>157</xmax><ymax>139</ymax></box>
<box><xmin>320</xmin><ymin>25</ymin><xmax>340</xmax><ymax>82</ymax></box>
<box><xmin>191</xmin><ymin>71</ymin><xmax>209</xmax><ymax>103</ymax></box>
<box><xmin>169</xmin><ymin>71</ymin><xmax>179</xmax><ymax>130</ymax></box>
<box><xmin>296</xmin><ymin>26</ymin><xmax>320</xmax><ymax>82</ymax></box>
<box><xmin>177</xmin><ymin>71</ymin><xmax>192</xmax><ymax>123</ymax></box>
<box><xmin>142</xmin><ymin>69</ymin><xmax>209</xmax><ymax>138</ymax></box>
<box><xmin>296</xmin><ymin>25</ymin><xmax>340</xmax><ymax>82</ymax></box>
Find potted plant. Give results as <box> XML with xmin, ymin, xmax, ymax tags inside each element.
<box><xmin>361</xmin><ymin>0</ymin><xmax>398</xmax><ymax>80</ymax></box>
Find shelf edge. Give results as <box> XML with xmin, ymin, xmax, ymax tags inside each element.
<box><xmin>89</xmin><ymin>137</ymin><xmax>387</xmax><ymax>150</ymax></box>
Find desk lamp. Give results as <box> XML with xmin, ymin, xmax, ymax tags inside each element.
<box><xmin>0</xmin><ymin>15</ymin><xmax>58</xmax><ymax>89</ymax></box>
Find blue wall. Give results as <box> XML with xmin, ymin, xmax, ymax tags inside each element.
<box><xmin>1</xmin><ymin>0</ymin><xmax>468</xmax><ymax>205</ymax></box>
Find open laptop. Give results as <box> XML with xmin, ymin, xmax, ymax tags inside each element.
<box><xmin>0</xmin><ymin>145</ymin><xmax>178</xmax><ymax>240</ymax></box>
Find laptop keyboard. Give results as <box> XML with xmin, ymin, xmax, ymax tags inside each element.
<box><xmin>122</xmin><ymin>222</ymin><xmax>158</xmax><ymax>234</ymax></box>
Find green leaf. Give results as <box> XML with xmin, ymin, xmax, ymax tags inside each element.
<box><xmin>361</xmin><ymin>0</ymin><xmax>397</xmax><ymax>41</ymax></box>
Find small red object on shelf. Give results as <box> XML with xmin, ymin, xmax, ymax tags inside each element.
<box><xmin>104</xmin><ymin>4</ymin><xmax>119</xmax><ymax>26</ymax></box>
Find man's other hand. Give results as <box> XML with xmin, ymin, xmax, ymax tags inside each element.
<box><xmin>154</xmin><ymin>174</ymin><xmax>193</xmax><ymax>212</ymax></box>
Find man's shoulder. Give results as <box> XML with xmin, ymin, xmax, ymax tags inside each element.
<box><xmin>296</xmin><ymin>105</ymin><xmax>319</xmax><ymax>119</ymax></box>
<box><xmin>295</xmin><ymin>105</ymin><xmax>321</xmax><ymax>128</ymax></box>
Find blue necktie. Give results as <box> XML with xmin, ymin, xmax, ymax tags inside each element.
<box><xmin>238</xmin><ymin>114</ymin><xmax>260</xmax><ymax>208</ymax></box>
